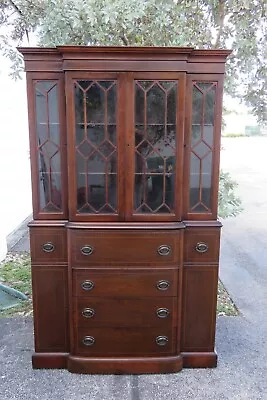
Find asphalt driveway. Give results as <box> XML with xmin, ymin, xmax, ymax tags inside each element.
<box><xmin>1</xmin><ymin>137</ymin><xmax>267</xmax><ymax>399</ymax></box>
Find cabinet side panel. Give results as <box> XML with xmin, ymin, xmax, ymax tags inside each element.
<box><xmin>32</xmin><ymin>266</ymin><xmax>69</xmax><ymax>352</ymax></box>
<box><xmin>181</xmin><ymin>265</ymin><xmax>218</xmax><ymax>352</ymax></box>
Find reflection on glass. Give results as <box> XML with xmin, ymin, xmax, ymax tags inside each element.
<box><xmin>35</xmin><ymin>81</ymin><xmax>62</xmax><ymax>212</ymax></box>
<box><xmin>134</xmin><ymin>80</ymin><xmax>177</xmax><ymax>213</ymax></box>
<box><xmin>74</xmin><ymin>80</ymin><xmax>117</xmax><ymax>214</ymax></box>
<box><xmin>190</xmin><ymin>82</ymin><xmax>216</xmax><ymax>212</ymax></box>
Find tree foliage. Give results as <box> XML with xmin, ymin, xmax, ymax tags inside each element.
<box><xmin>0</xmin><ymin>0</ymin><xmax>266</xmax><ymax>125</ymax></box>
<box><xmin>0</xmin><ymin>0</ymin><xmax>257</xmax><ymax>218</ymax></box>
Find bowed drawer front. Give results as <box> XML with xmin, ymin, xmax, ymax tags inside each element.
<box><xmin>69</xmin><ymin>229</ymin><xmax>180</xmax><ymax>266</ymax></box>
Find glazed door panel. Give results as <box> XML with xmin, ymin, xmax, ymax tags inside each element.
<box><xmin>125</xmin><ymin>72</ymin><xmax>186</xmax><ymax>221</ymax></box>
<box><xmin>66</xmin><ymin>72</ymin><xmax>126</xmax><ymax>221</ymax></box>
<box><xmin>183</xmin><ymin>74</ymin><xmax>224</xmax><ymax>220</ymax></box>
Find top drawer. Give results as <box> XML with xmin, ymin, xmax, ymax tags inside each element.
<box><xmin>30</xmin><ymin>226</ymin><xmax>67</xmax><ymax>264</ymax></box>
<box><xmin>184</xmin><ymin>227</ymin><xmax>220</xmax><ymax>263</ymax></box>
<box><xmin>69</xmin><ymin>229</ymin><xmax>180</xmax><ymax>266</ymax></box>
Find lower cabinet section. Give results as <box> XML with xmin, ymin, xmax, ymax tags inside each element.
<box><xmin>30</xmin><ymin>223</ymin><xmax>221</xmax><ymax>374</ymax></box>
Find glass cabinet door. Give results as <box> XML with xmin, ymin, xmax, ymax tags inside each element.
<box><xmin>126</xmin><ymin>73</ymin><xmax>185</xmax><ymax>221</ymax></box>
<box><xmin>185</xmin><ymin>74</ymin><xmax>224</xmax><ymax>219</ymax></box>
<box><xmin>66</xmin><ymin>72</ymin><xmax>124</xmax><ymax>221</ymax></box>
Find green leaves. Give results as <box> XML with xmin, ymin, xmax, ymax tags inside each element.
<box><xmin>218</xmin><ymin>170</ymin><xmax>243</xmax><ymax>218</ymax></box>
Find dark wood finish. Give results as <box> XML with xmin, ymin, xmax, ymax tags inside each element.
<box><xmin>70</xmin><ymin>229</ymin><xmax>180</xmax><ymax>266</ymax></box>
<box><xmin>67</xmin><ymin>355</ymin><xmax>183</xmax><ymax>374</ymax></box>
<box><xmin>181</xmin><ymin>265</ymin><xmax>218</xmax><ymax>352</ymax></box>
<box><xmin>29</xmin><ymin>226</ymin><xmax>67</xmax><ymax>264</ymax></box>
<box><xmin>182</xmin><ymin>351</ymin><xmax>217</xmax><ymax>368</ymax></box>
<box><xmin>74</xmin><ymin>297</ymin><xmax>177</xmax><ymax>328</ymax></box>
<box><xmin>74</xmin><ymin>326</ymin><xmax>176</xmax><ymax>356</ymax></box>
<box><xmin>184</xmin><ymin>227</ymin><xmax>221</xmax><ymax>263</ymax></box>
<box><xmin>31</xmin><ymin>266</ymin><xmax>69</xmax><ymax>352</ymax></box>
<box><xmin>73</xmin><ymin>269</ymin><xmax>179</xmax><ymax>297</ymax></box>
<box><xmin>19</xmin><ymin>46</ymin><xmax>229</xmax><ymax>373</ymax></box>
<box><xmin>32</xmin><ymin>353</ymin><xmax>68</xmax><ymax>369</ymax></box>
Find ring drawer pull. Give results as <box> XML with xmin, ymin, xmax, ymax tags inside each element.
<box><xmin>82</xmin><ymin>308</ymin><xmax>95</xmax><ymax>318</ymax></box>
<box><xmin>42</xmin><ymin>242</ymin><xmax>55</xmax><ymax>253</ymax></box>
<box><xmin>81</xmin><ymin>245</ymin><xmax>94</xmax><ymax>256</ymax></box>
<box><xmin>156</xmin><ymin>335</ymin><xmax>168</xmax><ymax>346</ymax></box>
<box><xmin>157</xmin><ymin>245</ymin><xmax>171</xmax><ymax>256</ymax></box>
<box><xmin>82</xmin><ymin>336</ymin><xmax>95</xmax><ymax>346</ymax></box>
<box><xmin>81</xmin><ymin>280</ymin><xmax>95</xmax><ymax>291</ymax></box>
<box><xmin>156</xmin><ymin>308</ymin><xmax>170</xmax><ymax>318</ymax></box>
<box><xmin>195</xmin><ymin>242</ymin><xmax>209</xmax><ymax>253</ymax></box>
<box><xmin>156</xmin><ymin>280</ymin><xmax>170</xmax><ymax>291</ymax></box>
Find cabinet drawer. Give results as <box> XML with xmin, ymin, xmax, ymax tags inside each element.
<box><xmin>30</xmin><ymin>227</ymin><xmax>67</xmax><ymax>264</ymax></box>
<box><xmin>74</xmin><ymin>327</ymin><xmax>176</xmax><ymax>356</ymax></box>
<box><xmin>184</xmin><ymin>228</ymin><xmax>220</xmax><ymax>263</ymax></box>
<box><xmin>74</xmin><ymin>297</ymin><xmax>177</xmax><ymax>328</ymax></box>
<box><xmin>69</xmin><ymin>229</ymin><xmax>180</xmax><ymax>266</ymax></box>
<box><xmin>73</xmin><ymin>269</ymin><xmax>178</xmax><ymax>297</ymax></box>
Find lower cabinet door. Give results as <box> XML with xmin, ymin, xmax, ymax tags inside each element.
<box><xmin>74</xmin><ymin>327</ymin><xmax>177</xmax><ymax>356</ymax></box>
<box><xmin>74</xmin><ymin>297</ymin><xmax>177</xmax><ymax>328</ymax></box>
<box><xmin>32</xmin><ymin>266</ymin><xmax>69</xmax><ymax>352</ymax></box>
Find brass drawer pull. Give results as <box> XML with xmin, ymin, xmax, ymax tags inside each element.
<box><xmin>81</xmin><ymin>280</ymin><xmax>95</xmax><ymax>291</ymax></box>
<box><xmin>157</xmin><ymin>245</ymin><xmax>171</xmax><ymax>256</ymax></box>
<box><xmin>156</xmin><ymin>308</ymin><xmax>170</xmax><ymax>318</ymax></box>
<box><xmin>42</xmin><ymin>242</ymin><xmax>55</xmax><ymax>253</ymax></box>
<box><xmin>156</xmin><ymin>280</ymin><xmax>170</xmax><ymax>291</ymax></box>
<box><xmin>195</xmin><ymin>242</ymin><xmax>209</xmax><ymax>253</ymax></box>
<box><xmin>82</xmin><ymin>308</ymin><xmax>95</xmax><ymax>318</ymax></box>
<box><xmin>156</xmin><ymin>335</ymin><xmax>168</xmax><ymax>346</ymax></box>
<box><xmin>81</xmin><ymin>245</ymin><xmax>94</xmax><ymax>256</ymax></box>
<box><xmin>82</xmin><ymin>336</ymin><xmax>95</xmax><ymax>346</ymax></box>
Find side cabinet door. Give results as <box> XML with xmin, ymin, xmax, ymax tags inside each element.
<box><xmin>125</xmin><ymin>72</ymin><xmax>186</xmax><ymax>221</ymax></box>
<box><xmin>183</xmin><ymin>74</ymin><xmax>224</xmax><ymax>220</ymax></box>
<box><xmin>26</xmin><ymin>72</ymin><xmax>67</xmax><ymax>219</ymax></box>
<box><xmin>65</xmin><ymin>72</ymin><xmax>126</xmax><ymax>221</ymax></box>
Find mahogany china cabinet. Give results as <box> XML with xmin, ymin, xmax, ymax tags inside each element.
<box><xmin>19</xmin><ymin>46</ymin><xmax>231</xmax><ymax>374</ymax></box>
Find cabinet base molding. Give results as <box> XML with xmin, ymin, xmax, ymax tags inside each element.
<box><xmin>32</xmin><ymin>352</ymin><xmax>217</xmax><ymax>372</ymax></box>
<box><xmin>181</xmin><ymin>351</ymin><xmax>217</xmax><ymax>368</ymax></box>
<box><xmin>32</xmin><ymin>353</ymin><xmax>68</xmax><ymax>369</ymax></box>
<box><xmin>67</xmin><ymin>355</ymin><xmax>183</xmax><ymax>374</ymax></box>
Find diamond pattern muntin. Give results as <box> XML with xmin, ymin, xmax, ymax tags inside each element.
<box><xmin>189</xmin><ymin>81</ymin><xmax>216</xmax><ymax>213</ymax></box>
<box><xmin>78</xmin><ymin>140</ymin><xmax>94</xmax><ymax>158</ymax></box>
<box><xmin>35</xmin><ymin>80</ymin><xmax>62</xmax><ymax>213</ymax></box>
<box><xmin>98</xmin><ymin>140</ymin><xmax>116</xmax><ymax>158</ymax></box>
<box><xmin>193</xmin><ymin>141</ymin><xmax>210</xmax><ymax>158</ymax></box>
<box><xmin>75</xmin><ymin>79</ymin><xmax>118</xmax><ymax>214</ymax></box>
<box><xmin>134</xmin><ymin>80</ymin><xmax>178</xmax><ymax>214</ymax></box>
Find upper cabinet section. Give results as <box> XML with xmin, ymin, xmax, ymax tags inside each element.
<box><xmin>19</xmin><ymin>47</ymin><xmax>231</xmax><ymax>222</ymax></box>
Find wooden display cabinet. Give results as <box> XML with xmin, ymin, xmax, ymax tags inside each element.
<box><xmin>18</xmin><ymin>46</ymin><xmax>231</xmax><ymax>374</ymax></box>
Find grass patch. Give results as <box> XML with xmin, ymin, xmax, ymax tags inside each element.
<box><xmin>217</xmin><ymin>280</ymin><xmax>239</xmax><ymax>316</ymax></box>
<box><xmin>0</xmin><ymin>253</ymin><xmax>32</xmax><ymax>317</ymax></box>
<box><xmin>0</xmin><ymin>253</ymin><xmax>239</xmax><ymax>317</ymax></box>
